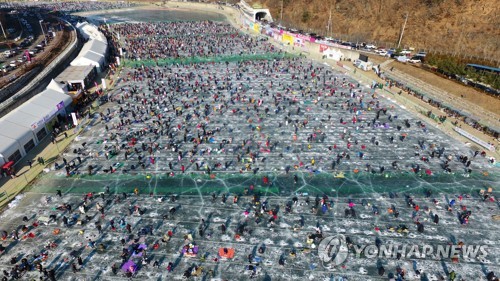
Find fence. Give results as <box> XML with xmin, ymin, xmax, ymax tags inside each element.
<box><xmin>122</xmin><ymin>52</ymin><xmax>295</xmax><ymax>67</ymax></box>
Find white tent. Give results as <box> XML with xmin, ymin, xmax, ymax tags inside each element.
<box><xmin>4</xmin><ymin>108</ymin><xmax>47</xmax><ymax>143</ymax></box>
<box><xmin>323</xmin><ymin>48</ymin><xmax>343</xmax><ymax>61</ymax></box>
<box><xmin>82</xmin><ymin>39</ymin><xmax>107</xmax><ymax>56</ymax></box>
<box><xmin>76</xmin><ymin>21</ymin><xmax>107</xmax><ymax>44</ymax></box>
<box><xmin>0</xmin><ymin>85</ymin><xmax>72</xmax><ymax>164</ymax></box>
<box><xmin>46</xmin><ymin>79</ymin><xmax>68</xmax><ymax>94</ymax></box>
<box><xmin>37</xmin><ymin>88</ymin><xmax>73</xmax><ymax>107</ymax></box>
<box><xmin>0</xmin><ymin>135</ymin><xmax>22</xmax><ymax>165</ymax></box>
<box><xmin>0</xmin><ymin>119</ymin><xmax>36</xmax><ymax>156</ymax></box>
<box><xmin>73</xmin><ymin>23</ymin><xmax>107</xmax><ymax>72</ymax></box>
<box><xmin>71</xmin><ymin>52</ymin><xmax>105</xmax><ymax>72</ymax></box>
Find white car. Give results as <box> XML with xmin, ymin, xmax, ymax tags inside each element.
<box><xmin>401</xmin><ymin>50</ymin><xmax>411</xmax><ymax>55</ymax></box>
<box><xmin>408</xmin><ymin>58</ymin><xmax>421</xmax><ymax>63</ymax></box>
<box><xmin>365</xmin><ymin>44</ymin><xmax>377</xmax><ymax>49</ymax></box>
<box><xmin>3</xmin><ymin>50</ymin><xmax>15</xmax><ymax>57</ymax></box>
<box><xmin>378</xmin><ymin>51</ymin><xmax>388</xmax><ymax>57</ymax></box>
<box><xmin>1</xmin><ymin>65</ymin><xmax>12</xmax><ymax>72</ymax></box>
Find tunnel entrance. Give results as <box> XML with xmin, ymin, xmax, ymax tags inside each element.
<box><xmin>255</xmin><ymin>11</ymin><xmax>267</xmax><ymax>21</ymax></box>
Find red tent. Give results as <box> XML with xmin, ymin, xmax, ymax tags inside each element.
<box><xmin>2</xmin><ymin>161</ymin><xmax>15</xmax><ymax>175</ymax></box>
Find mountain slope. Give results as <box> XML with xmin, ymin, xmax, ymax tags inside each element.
<box><xmin>249</xmin><ymin>0</ymin><xmax>500</xmax><ymax>60</ymax></box>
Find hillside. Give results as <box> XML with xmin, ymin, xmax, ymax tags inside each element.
<box><xmin>248</xmin><ymin>0</ymin><xmax>500</xmax><ymax>61</ymax></box>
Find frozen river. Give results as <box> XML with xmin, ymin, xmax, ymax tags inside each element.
<box><xmin>0</xmin><ymin>9</ymin><xmax>499</xmax><ymax>281</ymax></box>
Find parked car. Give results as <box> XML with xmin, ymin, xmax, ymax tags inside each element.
<box><xmin>378</xmin><ymin>51</ymin><xmax>389</xmax><ymax>57</ymax></box>
<box><xmin>3</xmin><ymin>50</ymin><xmax>15</xmax><ymax>57</ymax></box>
<box><xmin>9</xmin><ymin>61</ymin><xmax>17</xmax><ymax>67</ymax></box>
<box><xmin>408</xmin><ymin>57</ymin><xmax>421</xmax><ymax>63</ymax></box>
<box><xmin>1</xmin><ymin>65</ymin><xmax>13</xmax><ymax>72</ymax></box>
<box><xmin>365</xmin><ymin>44</ymin><xmax>377</xmax><ymax>49</ymax></box>
<box><xmin>20</xmin><ymin>40</ymin><xmax>30</xmax><ymax>47</ymax></box>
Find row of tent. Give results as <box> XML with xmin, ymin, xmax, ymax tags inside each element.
<box><xmin>73</xmin><ymin>21</ymin><xmax>108</xmax><ymax>72</ymax></box>
<box><xmin>0</xmin><ymin>22</ymin><xmax>108</xmax><ymax>166</ymax></box>
<box><xmin>0</xmin><ymin>80</ymin><xmax>72</xmax><ymax>165</ymax></box>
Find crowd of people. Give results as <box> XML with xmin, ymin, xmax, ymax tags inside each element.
<box><xmin>0</xmin><ymin>13</ymin><xmax>498</xmax><ymax>281</ymax></box>
<box><xmin>0</xmin><ymin>187</ymin><xmax>498</xmax><ymax>280</ymax></box>
<box><xmin>66</xmin><ymin>52</ymin><xmax>493</xmax><ymax>179</ymax></box>
<box><xmin>2</xmin><ymin>1</ymin><xmax>136</xmax><ymax>13</ymax></box>
<box><xmin>115</xmin><ymin>22</ymin><xmax>278</xmax><ymax>61</ymax></box>
<box><xmin>113</xmin><ymin>21</ymin><xmax>241</xmax><ymax>38</ymax></box>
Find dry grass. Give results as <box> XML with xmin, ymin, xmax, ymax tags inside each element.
<box><xmin>248</xmin><ymin>0</ymin><xmax>500</xmax><ymax>60</ymax></box>
<box><xmin>390</xmin><ymin>62</ymin><xmax>500</xmax><ymax>113</ymax></box>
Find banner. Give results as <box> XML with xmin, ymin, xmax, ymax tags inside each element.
<box><xmin>71</xmin><ymin>112</ymin><xmax>78</xmax><ymax>126</ymax></box>
<box><xmin>294</xmin><ymin>33</ymin><xmax>313</xmax><ymax>42</ymax></box>
<box><xmin>454</xmin><ymin>127</ymin><xmax>495</xmax><ymax>151</ymax></box>
<box><xmin>282</xmin><ymin>34</ymin><xmax>294</xmax><ymax>45</ymax></box>
<box><xmin>31</xmin><ymin>119</ymin><xmax>44</xmax><ymax>130</ymax></box>
<box><xmin>56</xmin><ymin>101</ymin><xmax>64</xmax><ymax>110</ymax></box>
<box><xmin>293</xmin><ymin>37</ymin><xmax>305</xmax><ymax>47</ymax></box>
<box><xmin>253</xmin><ymin>23</ymin><xmax>260</xmax><ymax>32</ymax></box>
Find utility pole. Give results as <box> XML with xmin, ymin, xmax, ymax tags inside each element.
<box><xmin>397</xmin><ymin>12</ymin><xmax>408</xmax><ymax>49</ymax></box>
<box><xmin>0</xmin><ymin>20</ymin><xmax>7</xmax><ymax>39</ymax></box>
<box><xmin>39</xmin><ymin>20</ymin><xmax>47</xmax><ymax>45</ymax></box>
<box><xmin>280</xmin><ymin>0</ymin><xmax>284</xmax><ymax>25</ymax></box>
<box><xmin>327</xmin><ymin>6</ymin><xmax>332</xmax><ymax>37</ymax></box>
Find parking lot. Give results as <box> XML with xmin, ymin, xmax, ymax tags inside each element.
<box><xmin>0</xmin><ymin>10</ymin><xmax>59</xmax><ymax>90</ymax></box>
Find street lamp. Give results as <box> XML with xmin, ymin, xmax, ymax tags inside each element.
<box><xmin>39</xmin><ymin>19</ymin><xmax>47</xmax><ymax>45</ymax></box>
<box><xmin>0</xmin><ymin>20</ymin><xmax>7</xmax><ymax>39</ymax></box>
